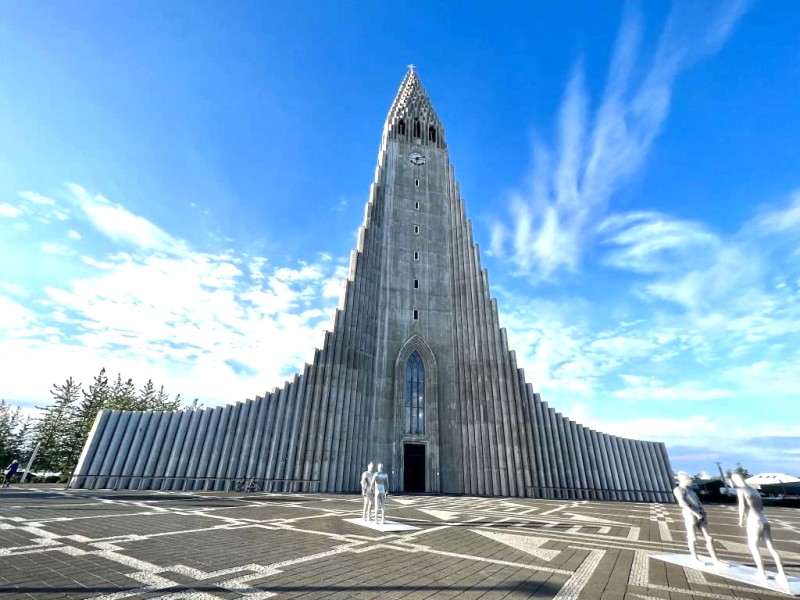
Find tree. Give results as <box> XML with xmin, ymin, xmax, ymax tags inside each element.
<box><xmin>138</xmin><ymin>379</ymin><xmax>157</xmax><ymax>411</ymax></box>
<box><xmin>17</xmin><ymin>368</ymin><xmax>193</xmax><ymax>475</ymax></box>
<box><xmin>15</xmin><ymin>416</ymin><xmax>36</xmax><ymax>465</ymax></box>
<box><xmin>34</xmin><ymin>378</ymin><xmax>82</xmax><ymax>473</ymax></box>
<box><xmin>55</xmin><ymin>368</ymin><xmax>112</xmax><ymax>476</ymax></box>
<box><xmin>725</xmin><ymin>462</ymin><xmax>751</xmax><ymax>481</ymax></box>
<box><xmin>151</xmin><ymin>385</ymin><xmax>181</xmax><ymax>411</ymax></box>
<box><xmin>107</xmin><ymin>374</ymin><xmax>137</xmax><ymax>411</ymax></box>
<box><xmin>0</xmin><ymin>400</ymin><xmax>25</xmax><ymax>467</ymax></box>
<box><xmin>185</xmin><ymin>397</ymin><xmax>203</xmax><ymax>411</ymax></box>
<box><xmin>77</xmin><ymin>368</ymin><xmax>110</xmax><ymax>435</ymax></box>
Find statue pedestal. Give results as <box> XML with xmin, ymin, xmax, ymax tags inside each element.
<box><xmin>343</xmin><ymin>518</ymin><xmax>419</xmax><ymax>532</ymax></box>
<box><xmin>652</xmin><ymin>553</ymin><xmax>800</xmax><ymax>596</ymax></box>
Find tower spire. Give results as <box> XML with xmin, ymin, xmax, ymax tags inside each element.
<box><xmin>386</xmin><ymin>66</ymin><xmax>445</xmax><ymax>148</ymax></box>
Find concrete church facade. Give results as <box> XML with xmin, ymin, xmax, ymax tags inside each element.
<box><xmin>72</xmin><ymin>68</ymin><xmax>675</xmax><ymax>502</ymax></box>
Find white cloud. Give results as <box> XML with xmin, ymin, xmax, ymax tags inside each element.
<box><xmin>0</xmin><ymin>203</ymin><xmax>23</xmax><ymax>218</ymax></box>
<box><xmin>753</xmin><ymin>191</ymin><xmax>800</xmax><ymax>234</ymax></box>
<box><xmin>0</xmin><ymin>185</ymin><xmax>353</xmax><ymax>409</ymax></box>
<box><xmin>491</xmin><ymin>3</ymin><xmax>747</xmax><ymax>280</ymax></box>
<box><xmin>613</xmin><ymin>374</ymin><xmax>730</xmax><ymax>402</ymax></box>
<box><xmin>19</xmin><ymin>191</ymin><xmax>56</xmax><ymax>206</ymax></box>
<box><xmin>41</xmin><ymin>242</ymin><xmax>75</xmax><ymax>256</ymax></box>
<box><xmin>68</xmin><ymin>230</ymin><xmax>82</xmax><ymax>240</ymax></box>
<box><xmin>272</xmin><ymin>264</ymin><xmax>323</xmax><ymax>282</ymax></box>
<box><xmin>595</xmin><ymin>414</ymin><xmax>719</xmax><ymax>442</ymax></box>
<box><xmin>599</xmin><ymin>212</ymin><xmax>720</xmax><ymax>274</ymax></box>
<box><xmin>0</xmin><ymin>283</ymin><xmax>29</xmax><ymax>298</ymax></box>
<box><xmin>0</xmin><ymin>297</ymin><xmax>34</xmax><ymax>330</ymax></box>
<box><xmin>67</xmin><ymin>183</ymin><xmax>186</xmax><ymax>254</ymax></box>
<box><xmin>2</xmin><ymin>250</ymin><xmax>344</xmax><ymax>406</ymax></box>
<box><xmin>590</xmin><ymin>335</ymin><xmax>658</xmax><ymax>358</ymax></box>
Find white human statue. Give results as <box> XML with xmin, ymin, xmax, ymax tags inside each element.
<box><xmin>360</xmin><ymin>462</ymin><xmax>374</xmax><ymax>521</ymax></box>
<box><xmin>673</xmin><ymin>472</ymin><xmax>722</xmax><ymax>564</ymax></box>
<box><xmin>371</xmin><ymin>463</ymin><xmax>389</xmax><ymax>525</ymax></box>
<box><xmin>731</xmin><ymin>473</ymin><xmax>788</xmax><ymax>586</ymax></box>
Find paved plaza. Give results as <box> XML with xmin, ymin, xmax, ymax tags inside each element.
<box><xmin>1</xmin><ymin>487</ymin><xmax>798</xmax><ymax>599</ymax></box>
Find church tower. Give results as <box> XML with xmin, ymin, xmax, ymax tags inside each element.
<box><xmin>72</xmin><ymin>68</ymin><xmax>675</xmax><ymax>502</ymax></box>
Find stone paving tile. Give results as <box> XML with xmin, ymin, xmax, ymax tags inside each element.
<box><xmin>0</xmin><ymin>487</ymin><xmax>798</xmax><ymax>599</ymax></box>
<box><xmin>41</xmin><ymin>512</ymin><xmax>225</xmax><ymax>538</ymax></box>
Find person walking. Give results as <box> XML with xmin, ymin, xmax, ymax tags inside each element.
<box><xmin>3</xmin><ymin>460</ymin><xmax>20</xmax><ymax>487</ymax></box>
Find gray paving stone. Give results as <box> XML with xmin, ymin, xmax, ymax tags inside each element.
<box><xmin>0</xmin><ymin>487</ymin><xmax>798</xmax><ymax>599</ymax></box>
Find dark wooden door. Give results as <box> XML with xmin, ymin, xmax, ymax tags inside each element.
<box><xmin>403</xmin><ymin>443</ymin><xmax>426</xmax><ymax>492</ymax></box>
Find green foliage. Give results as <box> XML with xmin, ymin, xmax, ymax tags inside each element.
<box><xmin>11</xmin><ymin>368</ymin><xmax>197</xmax><ymax>478</ymax></box>
<box><xmin>1</xmin><ymin>399</ymin><xmax>30</xmax><ymax>467</ymax></box>
<box><xmin>34</xmin><ymin>377</ymin><xmax>82</xmax><ymax>473</ymax></box>
<box><xmin>724</xmin><ymin>462</ymin><xmax>751</xmax><ymax>480</ymax></box>
<box><xmin>107</xmin><ymin>374</ymin><xmax>137</xmax><ymax>411</ymax></box>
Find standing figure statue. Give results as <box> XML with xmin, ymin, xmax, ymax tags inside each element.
<box><xmin>360</xmin><ymin>462</ymin><xmax>374</xmax><ymax>521</ymax></box>
<box><xmin>673</xmin><ymin>472</ymin><xmax>722</xmax><ymax>564</ymax></box>
<box><xmin>731</xmin><ymin>473</ymin><xmax>788</xmax><ymax>586</ymax></box>
<box><xmin>371</xmin><ymin>463</ymin><xmax>389</xmax><ymax>525</ymax></box>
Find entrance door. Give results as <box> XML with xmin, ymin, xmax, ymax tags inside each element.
<box><xmin>403</xmin><ymin>443</ymin><xmax>426</xmax><ymax>492</ymax></box>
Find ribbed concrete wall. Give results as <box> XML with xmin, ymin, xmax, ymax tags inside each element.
<box><xmin>71</xmin><ymin>67</ymin><xmax>674</xmax><ymax>502</ymax></box>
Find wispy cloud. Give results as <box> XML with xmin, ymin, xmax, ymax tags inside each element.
<box><xmin>67</xmin><ymin>183</ymin><xmax>186</xmax><ymax>254</ymax></box>
<box><xmin>490</xmin><ymin>2</ymin><xmax>748</xmax><ymax>280</ymax></box>
<box><xmin>598</xmin><ymin>212</ymin><xmax>720</xmax><ymax>274</ymax></box>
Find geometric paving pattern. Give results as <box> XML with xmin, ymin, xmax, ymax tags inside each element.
<box><xmin>1</xmin><ymin>487</ymin><xmax>798</xmax><ymax>599</ymax></box>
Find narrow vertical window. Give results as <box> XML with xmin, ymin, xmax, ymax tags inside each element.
<box><xmin>414</xmin><ymin>201</ymin><xmax>420</xmax><ymax>210</ymax></box>
<box><xmin>398</xmin><ymin>119</ymin><xmax>406</xmax><ymax>136</ymax></box>
<box><xmin>415</xmin><ymin>179</ymin><xmax>419</xmax><ymax>187</ymax></box>
<box><xmin>413</xmin><ymin>309</ymin><xmax>419</xmax><ymax>320</ymax></box>
<box><xmin>428</xmin><ymin>126</ymin><xmax>437</xmax><ymax>143</ymax></box>
<box><xmin>414</xmin><ymin>251</ymin><xmax>419</xmax><ymax>260</ymax></box>
<box><xmin>414</xmin><ymin>279</ymin><xmax>419</xmax><ymax>289</ymax></box>
<box><xmin>413</xmin><ymin>225</ymin><xmax>420</xmax><ymax>234</ymax></box>
<box><xmin>413</xmin><ymin>119</ymin><xmax>421</xmax><ymax>138</ymax></box>
<box><xmin>404</xmin><ymin>351</ymin><xmax>425</xmax><ymax>434</ymax></box>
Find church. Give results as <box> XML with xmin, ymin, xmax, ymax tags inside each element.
<box><xmin>72</xmin><ymin>67</ymin><xmax>675</xmax><ymax>502</ymax></box>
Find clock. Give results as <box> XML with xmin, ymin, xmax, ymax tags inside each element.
<box><xmin>409</xmin><ymin>152</ymin><xmax>426</xmax><ymax>165</ymax></box>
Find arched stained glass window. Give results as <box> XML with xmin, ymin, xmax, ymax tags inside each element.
<box><xmin>404</xmin><ymin>351</ymin><xmax>425</xmax><ymax>435</ymax></box>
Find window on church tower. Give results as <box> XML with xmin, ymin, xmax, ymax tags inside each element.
<box><xmin>404</xmin><ymin>350</ymin><xmax>425</xmax><ymax>435</ymax></box>
<box><xmin>414</xmin><ymin>225</ymin><xmax>419</xmax><ymax>234</ymax></box>
<box><xmin>398</xmin><ymin>119</ymin><xmax>406</xmax><ymax>136</ymax></box>
<box><xmin>429</xmin><ymin>126</ymin><xmax>436</xmax><ymax>143</ymax></box>
<box><xmin>413</xmin><ymin>119</ymin><xmax>421</xmax><ymax>138</ymax></box>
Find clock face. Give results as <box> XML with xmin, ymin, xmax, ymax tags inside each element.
<box><xmin>409</xmin><ymin>152</ymin><xmax>426</xmax><ymax>165</ymax></box>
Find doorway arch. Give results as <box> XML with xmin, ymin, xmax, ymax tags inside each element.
<box><xmin>393</xmin><ymin>335</ymin><xmax>440</xmax><ymax>493</ymax></box>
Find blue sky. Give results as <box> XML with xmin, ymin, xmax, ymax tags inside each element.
<box><xmin>2</xmin><ymin>1</ymin><xmax>799</xmax><ymax>478</ymax></box>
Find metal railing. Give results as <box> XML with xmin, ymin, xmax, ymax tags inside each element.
<box><xmin>66</xmin><ymin>474</ymin><xmax>320</xmax><ymax>493</ymax></box>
